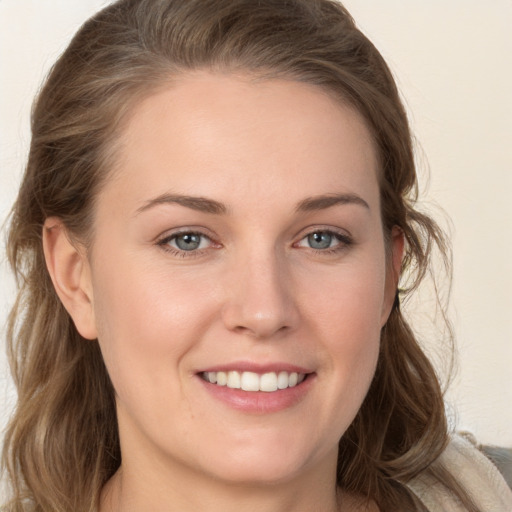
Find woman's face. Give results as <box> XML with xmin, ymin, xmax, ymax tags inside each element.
<box><xmin>85</xmin><ymin>72</ymin><xmax>400</xmax><ymax>486</ymax></box>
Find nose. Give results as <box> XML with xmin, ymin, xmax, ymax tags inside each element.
<box><xmin>221</xmin><ymin>251</ymin><xmax>300</xmax><ymax>339</ymax></box>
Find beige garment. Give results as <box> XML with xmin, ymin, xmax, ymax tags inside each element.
<box><xmin>407</xmin><ymin>434</ymin><xmax>512</xmax><ymax>512</ymax></box>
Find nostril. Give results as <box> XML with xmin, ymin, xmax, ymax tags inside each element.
<box><xmin>232</xmin><ymin>323</ymin><xmax>291</xmax><ymax>339</ymax></box>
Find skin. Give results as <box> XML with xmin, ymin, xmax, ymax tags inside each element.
<box><xmin>44</xmin><ymin>72</ymin><xmax>402</xmax><ymax>512</ymax></box>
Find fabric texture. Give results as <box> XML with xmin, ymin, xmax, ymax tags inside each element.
<box><xmin>407</xmin><ymin>433</ymin><xmax>512</xmax><ymax>511</ymax></box>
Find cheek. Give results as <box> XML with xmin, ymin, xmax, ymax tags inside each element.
<box><xmin>89</xmin><ymin>252</ymin><xmax>219</xmax><ymax>398</ymax></box>
<box><xmin>317</xmin><ymin>300</ymin><xmax>381</xmax><ymax>439</ymax></box>
<box><xmin>301</xmin><ymin>255</ymin><xmax>385</xmax><ymax>408</ymax></box>
<box><xmin>319</xmin><ymin>288</ymin><xmax>381</xmax><ymax>392</ymax></box>
<box><xmin>304</xmin><ymin>254</ymin><xmax>387</xmax><ymax>344</ymax></box>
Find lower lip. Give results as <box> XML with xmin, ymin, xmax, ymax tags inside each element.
<box><xmin>197</xmin><ymin>374</ymin><xmax>315</xmax><ymax>414</ymax></box>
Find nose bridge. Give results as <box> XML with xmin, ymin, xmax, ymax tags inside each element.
<box><xmin>221</xmin><ymin>244</ymin><xmax>298</xmax><ymax>338</ymax></box>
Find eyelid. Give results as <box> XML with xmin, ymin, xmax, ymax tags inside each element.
<box><xmin>155</xmin><ymin>226</ymin><xmax>217</xmax><ymax>243</ymax></box>
<box><xmin>294</xmin><ymin>225</ymin><xmax>352</xmax><ymax>242</ymax></box>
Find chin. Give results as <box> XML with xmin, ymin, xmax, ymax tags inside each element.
<box><xmin>204</xmin><ymin>459</ymin><xmax>308</xmax><ymax>486</ymax></box>
<box><xmin>194</xmin><ymin>437</ymin><xmax>332</xmax><ymax>487</ymax></box>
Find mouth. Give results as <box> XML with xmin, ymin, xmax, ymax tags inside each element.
<box><xmin>196</xmin><ymin>365</ymin><xmax>315</xmax><ymax>413</ymax></box>
<box><xmin>200</xmin><ymin>370</ymin><xmax>307</xmax><ymax>392</ymax></box>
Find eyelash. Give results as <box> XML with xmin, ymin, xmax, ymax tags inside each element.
<box><xmin>156</xmin><ymin>228</ymin><xmax>353</xmax><ymax>258</ymax></box>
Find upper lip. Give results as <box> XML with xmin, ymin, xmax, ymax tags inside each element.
<box><xmin>197</xmin><ymin>361</ymin><xmax>314</xmax><ymax>374</ymax></box>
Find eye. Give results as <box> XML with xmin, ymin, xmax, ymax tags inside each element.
<box><xmin>305</xmin><ymin>231</ymin><xmax>337</xmax><ymax>250</ymax></box>
<box><xmin>159</xmin><ymin>231</ymin><xmax>213</xmax><ymax>253</ymax></box>
<box><xmin>296</xmin><ymin>229</ymin><xmax>352</xmax><ymax>252</ymax></box>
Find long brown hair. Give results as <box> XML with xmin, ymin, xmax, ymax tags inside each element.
<box><xmin>2</xmin><ymin>1</ymin><xmax>476</xmax><ymax>510</ymax></box>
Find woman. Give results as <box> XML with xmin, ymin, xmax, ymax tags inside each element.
<box><xmin>2</xmin><ymin>0</ymin><xmax>511</xmax><ymax>511</ymax></box>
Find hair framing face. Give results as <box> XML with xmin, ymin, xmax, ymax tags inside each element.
<box><xmin>2</xmin><ymin>1</ymin><xmax>471</xmax><ymax>511</ymax></box>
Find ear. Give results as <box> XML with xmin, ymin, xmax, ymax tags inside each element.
<box><xmin>42</xmin><ymin>217</ymin><xmax>97</xmax><ymax>340</ymax></box>
<box><xmin>381</xmin><ymin>226</ymin><xmax>405</xmax><ymax>325</ymax></box>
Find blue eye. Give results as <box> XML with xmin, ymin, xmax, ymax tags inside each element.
<box><xmin>296</xmin><ymin>230</ymin><xmax>351</xmax><ymax>252</ymax></box>
<box><xmin>174</xmin><ymin>233</ymin><xmax>202</xmax><ymax>251</ymax></box>
<box><xmin>160</xmin><ymin>232</ymin><xmax>212</xmax><ymax>252</ymax></box>
<box><xmin>307</xmin><ymin>231</ymin><xmax>336</xmax><ymax>250</ymax></box>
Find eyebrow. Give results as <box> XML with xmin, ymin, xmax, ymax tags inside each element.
<box><xmin>295</xmin><ymin>193</ymin><xmax>370</xmax><ymax>213</ymax></box>
<box><xmin>135</xmin><ymin>193</ymin><xmax>228</xmax><ymax>216</ymax></box>
<box><xmin>135</xmin><ymin>191</ymin><xmax>369</xmax><ymax>216</ymax></box>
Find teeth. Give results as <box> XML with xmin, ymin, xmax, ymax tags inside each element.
<box><xmin>202</xmin><ymin>370</ymin><xmax>306</xmax><ymax>392</ymax></box>
<box><xmin>227</xmin><ymin>371</ymin><xmax>241</xmax><ymax>388</ymax></box>
<box><xmin>277</xmin><ymin>371</ymin><xmax>289</xmax><ymax>389</ymax></box>
<box><xmin>241</xmin><ymin>371</ymin><xmax>260</xmax><ymax>391</ymax></box>
<box><xmin>260</xmin><ymin>372</ymin><xmax>278</xmax><ymax>392</ymax></box>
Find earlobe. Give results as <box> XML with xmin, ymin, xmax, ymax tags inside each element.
<box><xmin>381</xmin><ymin>226</ymin><xmax>405</xmax><ymax>325</ymax></box>
<box><xmin>42</xmin><ymin>217</ymin><xmax>97</xmax><ymax>340</ymax></box>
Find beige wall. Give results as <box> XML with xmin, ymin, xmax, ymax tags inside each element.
<box><xmin>342</xmin><ymin>0</ymin><xmax>512</xmax><ymax>445</ymax></box>
<box><xmin>1</xmin><ymin>1</ymin><xmax>511</xmax><ymax>445</ymax></box>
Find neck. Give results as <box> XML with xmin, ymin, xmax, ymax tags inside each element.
<box><xmin>100</xmin><ymin>453</ymin><xmax>345</xmax><ymax>512</ymax></box>
<box><xmin>99</xmin><ymin>411</ymin><xmax>377</xmax><ymax>512</ymax></box>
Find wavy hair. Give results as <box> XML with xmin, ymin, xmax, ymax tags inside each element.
<box><xmin>2</xmin><ymin>1</ymin><xmax>476</xmax><ymax>510</ymax></box>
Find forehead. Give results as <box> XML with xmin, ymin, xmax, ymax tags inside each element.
<box><xmin>103</xmin><ymin>71</ymin><xmax>379</xmax><ymax>215</ymax></box>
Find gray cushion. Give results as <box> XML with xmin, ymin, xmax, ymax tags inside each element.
<box><xmin>481</xmin><ymin>445</ymin><xmax>512</xmax><ymax>490</ymax></box>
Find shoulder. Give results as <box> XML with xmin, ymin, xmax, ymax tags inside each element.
<box><xmin>407</xmin><ymin>433</ymin><xmax>512</xmax><ymax>512</ymax></box>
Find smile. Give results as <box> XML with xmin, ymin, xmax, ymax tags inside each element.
<box><xmin>201</xmin><ymin>370</ymin><xmax>307</xmax><ymax>392</ymax></box>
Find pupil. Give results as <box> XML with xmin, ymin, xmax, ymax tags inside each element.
<box><xmin>308</xmin><ymin>232</ymin><xmax>332</xmax><ymax>249</ymax></box>
<box><xmin>176</xmin><ymin>233</ymin><xmax>200</xmax><ymax>251</ymax></box>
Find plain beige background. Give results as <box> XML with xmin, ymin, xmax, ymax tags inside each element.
<box><xmin>1</xmin><ymin>0</ymin><xmax>511</xmax><ymax>447</ymax></box>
